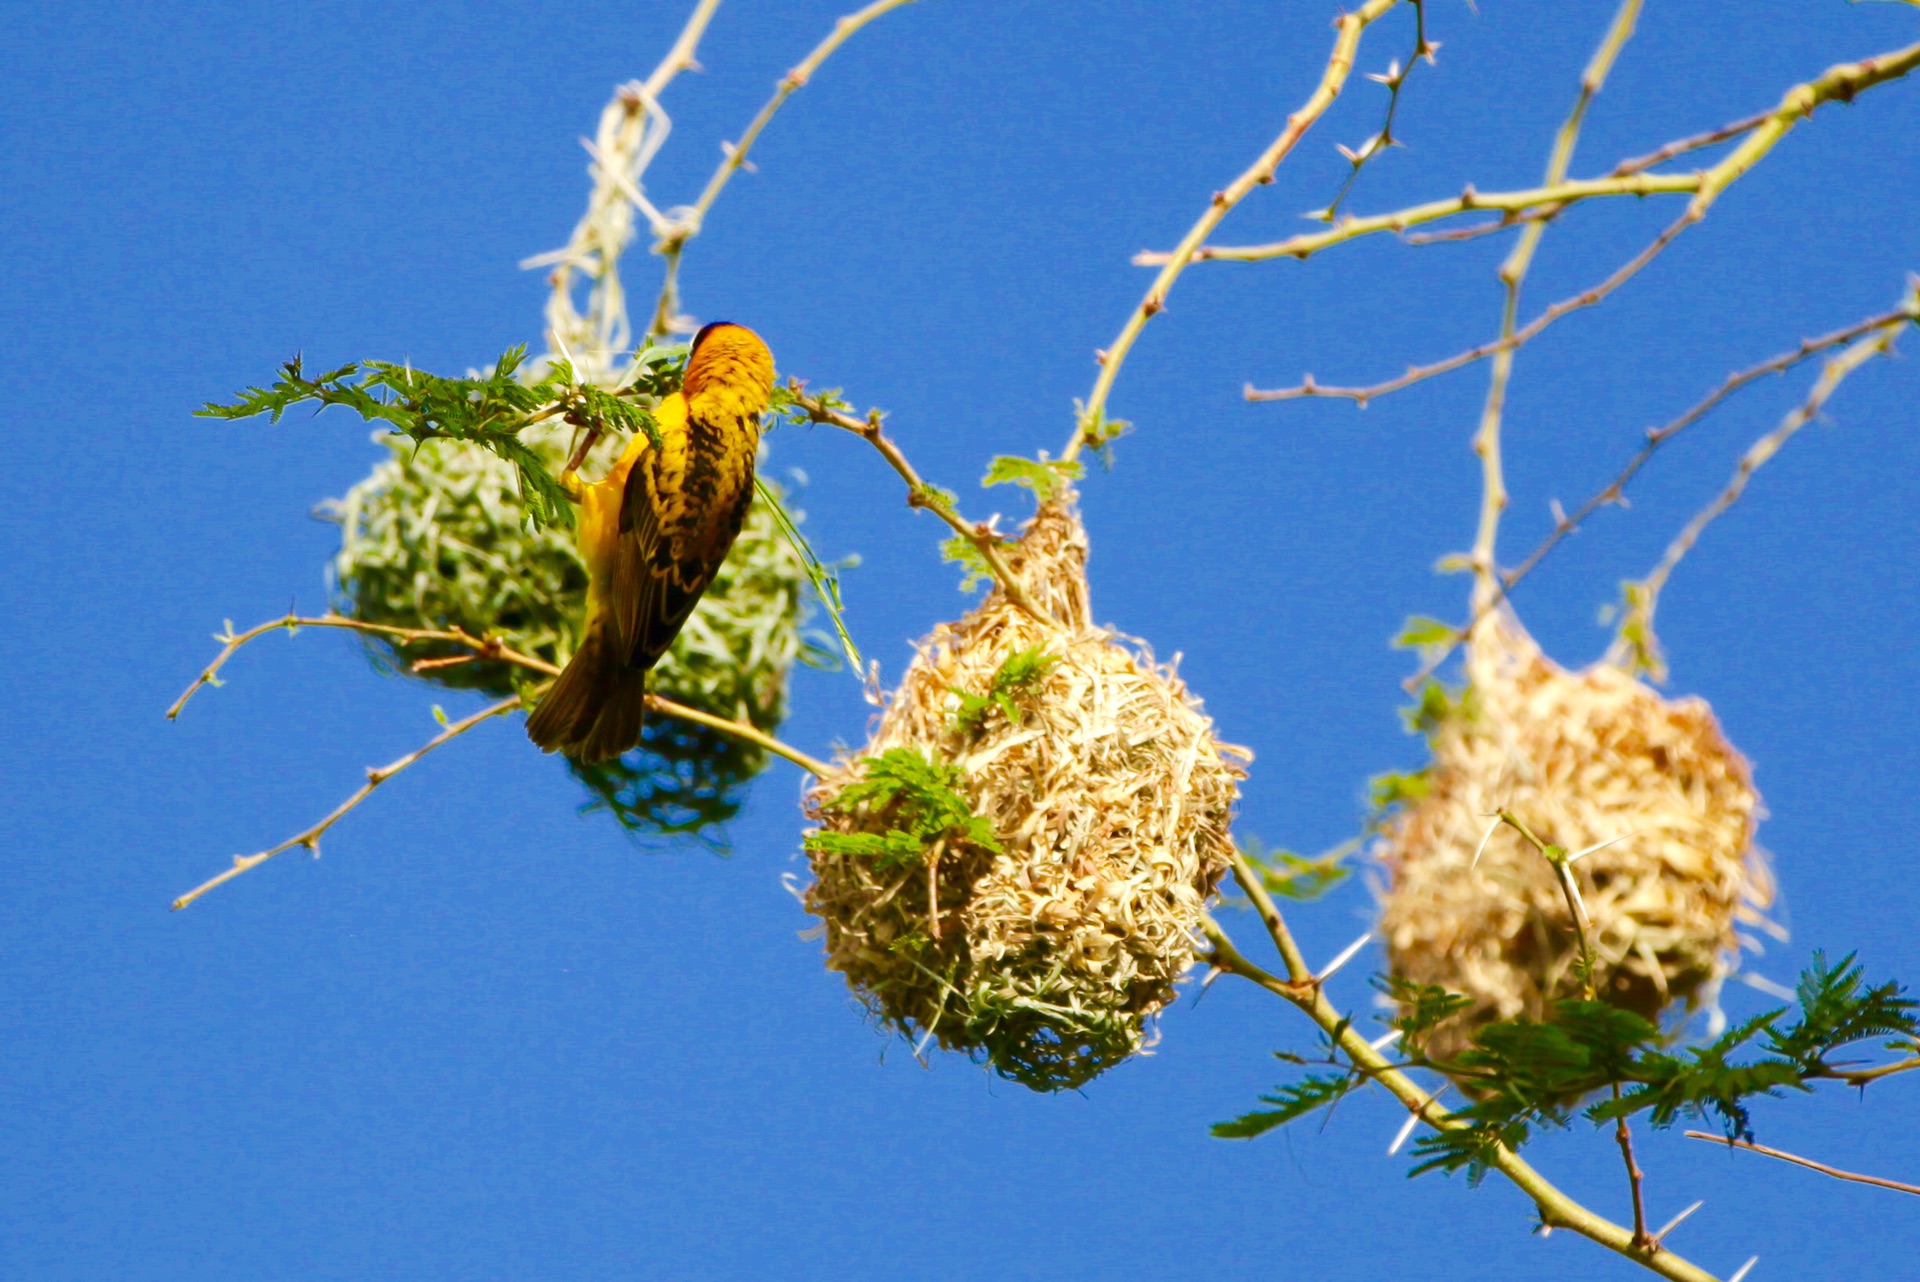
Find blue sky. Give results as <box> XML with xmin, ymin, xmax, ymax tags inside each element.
<box><xmin>3</xmin><ymin>2</ymin><xmax>1918</xmax><ymax>1278</ymax></box>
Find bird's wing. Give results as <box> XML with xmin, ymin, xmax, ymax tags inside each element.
<box><xmin>610</xmin><ymin>394</ymin><xmax>703</xmax><ymax>672</ymax></box>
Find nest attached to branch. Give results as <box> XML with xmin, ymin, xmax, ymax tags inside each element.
<box><xmin>326</xmin><ymin>424</ymin><xmax>824</xmax><ymax>835</ymax></box>
<box><xmin>1376</xmin><ymin>612</ymin><xmax>1774</xmax><ymax>1059</ymax></box>
<box><xmin>803</xmin><ymin>503</ymin><xmax>1249</xmax><ymax>1091</ymax></box>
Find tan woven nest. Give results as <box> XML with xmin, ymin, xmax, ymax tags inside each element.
<box><xmin>1376</xmin><ymin>612</ymin><xmax>1775</xmax><ymax>1060</ymax></box>
<box><xmin>803</xmin><ymin>502</ymin><xmax>1249</xmax><ymax>1091</ymax></box>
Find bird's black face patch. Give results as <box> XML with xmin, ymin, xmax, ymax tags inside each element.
<box><xmin>688</xmin><ymin>321</ymin><xmax>737</xmax><ymax>364</ymax></box>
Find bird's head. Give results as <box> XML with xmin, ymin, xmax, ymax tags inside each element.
<box><xmin>683</xmin><ymin>322</ymin><xmax>775</xmax><ymax>421</ymax></box>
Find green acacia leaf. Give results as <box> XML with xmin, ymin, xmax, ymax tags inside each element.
<box><xmin>1213</xmin><ymin>1072</ymin><xmax>1359</xmax><ymax>1139</ymax></box>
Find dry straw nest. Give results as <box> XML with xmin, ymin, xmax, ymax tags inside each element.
<box><xmin>803</xmin><ymin>502</ymin><xmax>1249</xmax><ymax>1091</ymax></box>
<box><xmin>325</xmin><ymin>423</ymin><xmax>824</xmax><ymax>834</ymax></box>
<box><xmin>1376</xmin><ymin>612</ymin><xmax>1775</xmax><ymax>1060</ymax></box>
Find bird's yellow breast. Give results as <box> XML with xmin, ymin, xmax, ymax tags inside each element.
<box><xmin>574</xmin><ymin>394</ymin><xmax>690</xmax><ymax>592</ymax></box>
<box><xmin>572</xmin><ymin>324</ymin><xmax>772</xmax><ymax>599</ymax></box>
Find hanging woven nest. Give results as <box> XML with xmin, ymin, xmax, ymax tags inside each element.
<box><xmin>1375</xmin><ymin>611</ymin><xmax>1774</xmax><ymax>1060</ymax></box>
<box><xmin>803</xmin><ymin>502</ymin><xmax>1249</xmax><ymax>1091</ymax></box>
<box><xmin>325</xmin><ymin>422</ymin><xmax>825</xmax><ymax>835</ymax></box>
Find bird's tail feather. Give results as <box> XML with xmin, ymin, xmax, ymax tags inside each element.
<box><xmin>525</xmin><ymin>618</ymin><xmax>648</xmax><ymax>763</ymax></box>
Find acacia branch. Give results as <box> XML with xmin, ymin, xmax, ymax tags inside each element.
<box><xmin>1229</xmin><ymin>850</ymin><xmax>1312</xmax><ymax>983</ymax></box>
<box><xmin>1314</xmin><ymin>0</ymin><xmax>1436</xmax><ymax>223</ymax></box>
<box><xmin>1608</xmin><ymin>110</ymin><xmax>1771</xmax><ymax>179</ymax></box>
<box><xmin>1822</xmin><ymin>1055</ymin><xmax>1920</xmax><ymax>1087</ymax></box>
<box><xmin>1402</xmin><ymin>205</ymin><xmax>1562</xmax><ymax>246</ymax></box>
<box><xmin>1207</xmin><ymin>874</ymin><xmax>1719</xmax><ymax>1281</ymax></box>
<box><xmin>1140</xmin><ymin>171</ymin><xmax>1696</xmax><ymax>269</ymax></box>
<box><xmin>1685</xmin><ymin>1131</ymin><xmax>1920</xmax><ymax>1198</ymax></box>
<box><xmin>646</xmin><ymin>693</ymin><xmax>830</xmax><ymax>777</ymax></box>
<box><xmin>649</xmin><ymin>0</ymin><xmax>920</xmax><ymax>337</ymax></box>
<box><xmin>1251</xmin><ymin>199</ymin><xmax>1694</xmax><ymax>408</ymax></box>
<box><xmin>167</xmin><ymin>611</ymin><xmax>831</xmax><ymax>907</ymax></box>
<box><xmin>789</xmin><ymin>384</ymin><xmax>1052</xmax><ymax>623</ymax></box>
<box><xmin>645</xmin><ymin>0</ymin><xmax>726</xmax><ymax>96</ymax></box>
<box><xmin>1060</xmin><ymin>0</ymin><xmax>1404</xmax><ymax>463</ymax></box>
<box><xmin>1502</xmin><ymin>804</ymin><xmax>1660</xmax><ymax>1251</ymax></box>
<box><xmin>170</xmin><ymin>611</ymin><xmax>826</xmax><ymax>807</ymax></box>
<box><xmin>170</xmin><ymin>695</ymin><xmax>521</xmax><ymax>911</ymax></box>
<box><xmin>1243</xmin><ymin>36</ymin><xmax>1920</xmax><ymax>405</ymax></box>
<box><xmin>1616</xmin><ymin>1103</ymin><xmax>1653</xmax><ymax>1250</ymax></box>
<box><xmin>167</xmin><ymin>612</ymin><xmax>561</xmax><ymax>720</ymax></box>
<box><xmin>1470</xmin><ymin>0</ymin><xmax>1642</xmax><ymax>616</ymax></box>
<box><xmin>1316</xmin><ymin>105</ymin><xmax>1770</xmax><ymax>250</ymax></box>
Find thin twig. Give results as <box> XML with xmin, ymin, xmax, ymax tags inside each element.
<box><xmin>645</xmin><ymin>693</ymin><xmax>831</xmax><ymax>778</ymax></box>
<box><xmin>1685</xmin><ymin>1131</ymin><xmax>1920</xmax><ymax>1198</ymax></box>
<box><xmin>789</xmin><ymin>384</ymin><xmax>1052</xmax><ymax>623</ymax></box>
<box><xmin>1607</xmin><ymin>318</ymin><xmax>1905</xmax><ymax>674</ymax></box>
<box><xmin>1244</xmin><ymin>36</ymin><xmax>1920</xmax><ymax>404</ymax></box>
<box><xmin>1495</xmin><ymin>809</ymin><xmax>1597</xmax><ymax>988</ymax></box>
<box><xmin>1403</xmin><ymin>206</ymin><xmax>1559</xmax><ymax>246</ymax></box>
<box><xmin>170</xmin><ymin>612</ymin><xmax>827</xmax><ymax>778</ymax></box>
<box><xmin>1315</xmin><ymin>0</ymin><xmax>1436</xmax><ymax>222</ymax></box>
<box><xmin>168</xmin><ymin>614</ymin><xmax>833</xmax><ymax>908</ymax></box>
<box><xmin>1615</xmin><ymin>1106</ymin><xmax>1654</xmax><ymax>1250</ymax></box>
<box><xmin>170</xmin><ymin>696</ymin><xmax>521</xmax><ymax>910</ymax></box>
<box><xmin>1229</xmin><ymin>849</ymin><xmax>1313</xmax><ymax>983</ymax></box>
<box><xmin>1394</xmin><ymin>292</ymin><xmax>1919</xmax><ymax>691</ymax></box>
<box><xmin>1608</xmin><ymin>110</ymin><xmax>1770</xmax><ymax>178</ymax></box>
<box><xmin>1063</xmin><ymin>0</ymin><xmax>1405</xmax><ymax>463</ymax></box>
<box><xmin>1823</xmin><ymin>1055</ymin><xmax>1920</xmax><ymax>1087</ymax></box>
<box><xmin>1141</xmin><ymin>170</ymin><xmax>1697</xmax><ymax>269</ymax></box>
<box><xmin>1246</xmin><ymin>204</ymin><xmax>1694</xmax><ymax>406</ymax></box>
<box><xmin>645</xmin><ymin>0</ymin><xmax>726</xmax><ymax>96</ymax></box>
<box><xmin>1502</xmin><ymin>799</ymin><xmax>1663</xmax><ymax>1250</ymax></box>
<box><xmin>167</xmin><ymin>612</ymin><xmax>559</xmax><ymax>720</ymax></box>
<box><xmin>1403</xmin><ymin>104</ymin><xmax>1770</xmax><ymax>250</ymax></box>
<box><xmin>648</xmin><ymin>0</ymin><xmax>920</xmax><ymax>337</ymax></box>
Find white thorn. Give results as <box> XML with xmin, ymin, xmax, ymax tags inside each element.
<box><xmin>1388</xmin><ymin>1110</ymin><xmax>1421</xmax><ymax>1156</ymax></box>
<box><xmin>1470</xmin><ymin>813</ymin><xmax>1502</xmax><ymax>869</ymax></box>
<box><xmin>1388</xmin><ymin>1085</ymin><xmax>1447</xmax><ymax>1155</ymax></box>
<box><xmin>1653</xmin><ymin>1200</ymin><xmax>1703</xmax><ymax>1242</ymax></box>
<box><xmin>1369</xmin><ymin>1028</ymin><xmax>1401</xmax><ymax>1051</ymax></box>
<box><xmin>1316</xmin><ymin>931</ymin><xmax>1373</xmax><ymax>983</ymax></box>
<box><xmin>1737</xmin><ymin>971</ymin><xmax>1797</xmax><ymax>1001</ymax></box>
<box><xmin>1567</xmin><ymin>829</ymin><xmax>1640</xmax><ymax>865</ymax></box>
<box><xmin>1729</xmin><ymin>1257</ymin><xmax>1759</xmax><ymax>1282</ymax></box>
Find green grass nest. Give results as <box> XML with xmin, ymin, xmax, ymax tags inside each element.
<box><xmin>325</xmin><ymin>422</ymin><xmax>828</xmax><ymax>835</ymax></box>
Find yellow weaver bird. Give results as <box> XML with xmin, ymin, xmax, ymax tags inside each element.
<box><xmin>526</xmin><ymin>321</ymin><xmax>776</xmax><ymax>762</ymax></box>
